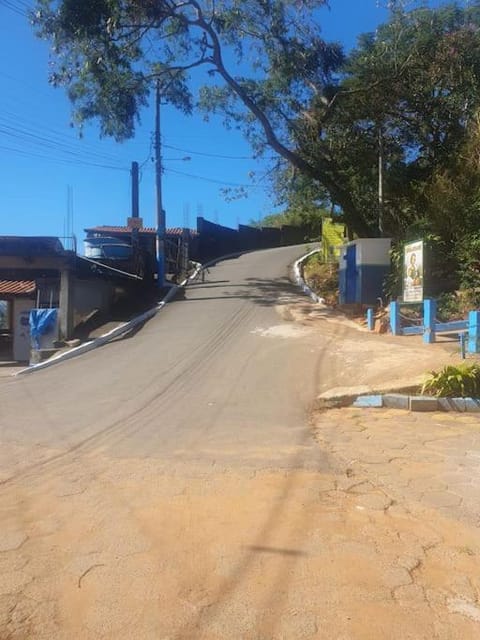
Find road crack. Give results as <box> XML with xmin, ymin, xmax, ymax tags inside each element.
<box><xmin>78</xmin><ymin>563</ymin><xmax>105</xmax><ymax>589</ymax></box>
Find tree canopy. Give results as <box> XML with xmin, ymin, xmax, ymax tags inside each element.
<box><xmin>284</xmin><ymin>1</ymin><xmax>480</xmax><ymax>237</ymax></box>
<box><xmin>33</xmin><ymin>1</ymin><xmax>348</xmax><ymax>196</ymax></box>
<box><xmin>33</xmin><ymin>1</ymin><xmax>480</xmax><ymax>242</ymax></box>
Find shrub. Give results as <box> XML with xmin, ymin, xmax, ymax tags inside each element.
<box><xmin>421</xmin><ymin>363</ymin><xmax>480</xmax><ymax>398</ymax></box>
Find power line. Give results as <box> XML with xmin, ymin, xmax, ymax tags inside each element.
<box><xmin>0</xmin><ymin>143</ymin><xmax>128</xmax><ymax>171</ymax></box>
<box><xmin>0</xmin><ymin>119</ymin><xmax>126</xmax><ymax>166</ymax></box>
<box><xmin>163</xmin><ymin>141</ymin><xmax>273</xmax><ymax>161</ymax></box>
<box><xmin>0</xmin><ymin>0</ymin><xmax>28</xmax><ymax>17</ymax></box>
<box><xmin>165</xmin><ymin>166</ymin><xmax>262</xmax><ymax>188</ymax></box>
<box><xmin>0</xmin><ymin>108</ymin><xmax>127</xmax><ymax>164</ymax></box>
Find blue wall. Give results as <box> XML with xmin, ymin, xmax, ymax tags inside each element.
<box><xmin>340</xmin><ymin>264</ymin><xmax>389</xmax><ymax>304</ymax></box>
<box><xmin>358</xmin><ymin>264</ymin><xmax>389</xmax><ymax>305</ymax></box>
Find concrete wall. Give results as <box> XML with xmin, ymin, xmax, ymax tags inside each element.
<box><xmin>355</xmin><ymin>238</ymin><xmax>391</xmax><ymax>266</ymax></box>
<box><xmin>73</xmin><ymin>277</ymin><xmax>116</xmax><ymax>327</ymax></box>
<box><xmin>195</xmin><ymin>217</ymin><xmax>314</xmax><ymax>262</ymax></box>
<box><xmin>339</xmin><ymin>239</ymin><xmax>392</xmax><ymax>305</ymax></box>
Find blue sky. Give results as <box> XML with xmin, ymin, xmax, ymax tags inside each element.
<box><xmin>1</xmin><ymin>1</ymin><xmax>445</xmax><ymax>249</ymax></box>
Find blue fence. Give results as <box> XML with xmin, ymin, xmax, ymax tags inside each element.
<box><xmin>368</xmin><ymin>299</ymin><xmax>480</xmax><ymax>354</ymax></box>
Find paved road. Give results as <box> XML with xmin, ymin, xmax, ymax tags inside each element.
<box><xmin>0</xmin><ymin>245</ymin><xmax>338</xmax><ymax>481</ymax></box>
<box><xmin>2</xmin><ymin>246</ymin><xmax>479</xmax><ymax>639</ymax></box>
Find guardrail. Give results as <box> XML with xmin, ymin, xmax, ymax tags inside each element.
<box><xmin>367</xmin><ymin>299</ymin><xmax>479</xmax><ymax>355</ymax></box>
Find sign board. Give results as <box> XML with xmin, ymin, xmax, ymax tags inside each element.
<box><xmin>127</xmin><ymin>217</ymin><xmax>143</xmax><ymax>230</ymax></box>
<box><xmin>403</xmin><ymin>240</ymin><xmax>424</xmax><ymax>302</ymax></box>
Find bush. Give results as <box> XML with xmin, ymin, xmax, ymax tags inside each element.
<box><xmin>436</xmin><ymin>292</ymin><xmax>464</xmax><ymax>322</ymax></box>
<box><xmin>456</xmin><ymin>233</ymin><xmax>480</xmax><ymax>308</ymax></box>
<box><xmin>303</xmin><ymin>254</ymin><xmax>339</xmax><ymax>305</ymax></box>
<box><xmin>421</xmin><ymin>363</ymin><xmax>480</xmax><ymax>398</ymax></box>
<box><xmin>384</xmin><ymin>228</ymin><xmax>457</xmax><ymax>302</ymax></box>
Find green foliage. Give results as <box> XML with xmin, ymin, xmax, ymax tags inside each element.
<box><xmin>436</xmin><ymin>292</ymin><xmax>463</xmax><ymax>322</ymax></box>
<box><xmin>383</xmin><ymin>227</ymin><xmax>456</xmax><ymax>301</ymax></box>
<box><xmin>286</xmin><ymin>2</ymin><xmax>480</xmax><ymax>238</ymax></box>
<box><xmin>456</xmin><ymin>232</ymin><xmax>480</xmax><ymax>307</ymax></box>
<box><xmin>303</xmin><ymin>254</ymin><xmax>339</xmax><ymax>305</ymax></box>
<box><xmin>421</xmin><ymin>363</ymin><xmax>480</xmax><ymax>398</ymax></box>
<box><xmin>33</xmin><ymin>1</ymin><xmax>480</xmax><ymax>247</ymax></box>
<box><xmin>33</xmin><ymin>0</ymin><xmax>337</xmax><ymax>146</ymax></box>
<box><xmin>251</xmin><ymin>202</ymin><xmax>327</xmax><ymax>240</ymax></box>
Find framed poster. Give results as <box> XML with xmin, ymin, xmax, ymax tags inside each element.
<box><xmin>403</xmin><ymin>240</ymin><xmax>424</xmax><ymax>302</ymax></box>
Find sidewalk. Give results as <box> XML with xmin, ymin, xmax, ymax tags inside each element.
<box><xmin>314</xmin><ymin>407</ymin><xmax>480</xmax><ymax>526</ymax></box>
<box><xmin>310</xmin><ymin>405</ymin><xmax>480</xmax><ymax>631</ymax></box>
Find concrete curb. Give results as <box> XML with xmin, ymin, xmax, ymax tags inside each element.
<box><xmin>351</xmin><ymin>393</ymin><xmax>480</xmax><ymax>413</ymax></box>
<box><xmin>292</xmin><ymin>248</ymin><xmax>325</xmax><ymax>304</ymax></box>
<box><xmin>15</xmin><ymin>282</ymin><xmax>184</xmax><ymax>376</ymax></box>
<box><xmin>14</xmin><ymin>250</ymin><xmax>247</xmax><ymax>376</ymax></box>
<box><xmin>316</xmin><ymin>383</ymin><xmax>421</xmax><ymax>410</ymax></box>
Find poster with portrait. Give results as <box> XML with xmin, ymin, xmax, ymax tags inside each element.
<box><xmin>403</xmin><ymin>240</ymin><xmax>424</xmax><ymax>302</ymax></box>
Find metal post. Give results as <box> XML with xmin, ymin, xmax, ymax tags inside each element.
<box><xmin>468</xmin><ymin>310</ymin><xmax>480</xmax><ymax>354</ymax></box>
<box><xmin>389</xmin><ymin>301</ymin><xmax>400</xmax><ymax>335</ymax></box>
<box><xmin>459</xmin><ymin>332</ymin><xmax>466</xmax><ymax>359</ymax></box>
<box><xmin>378</xmin><ymin>126</ymin><xmax>384</xmax><ymax>237</ymax></box>
<box><xmin>131</xmin><ymin>161</ymin><xmax>139</xmax><ymax>219</ymax></box>
<box><xmin>155</xmin><ymin>80</ymin><xmax>165</xmax><ymax>287</ymax></box>
<box><xmin>423</xmin><ymin>298</ymin><xmax>436</xmax><ymax>344</ymax></box>
<box><xmin>367</xmin><ymin>308</ymin><xmax>375</xmax><ymax>331</ymax></box>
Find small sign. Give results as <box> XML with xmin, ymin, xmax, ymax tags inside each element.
<box><xmin>403</xmin><ymin>240</ymin><xmax>424</xmax><ymax>302</ymax></box>
<box><xmin>127</xmin><ymin>217</ymin><xmax>143</xmax><ymax>229</ymax></box>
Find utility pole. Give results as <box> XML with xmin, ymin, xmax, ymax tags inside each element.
<box><xmin>155</xmin><ymin>80</ymin><xmax>165</xmax><ymax>287</ymax></box>
<box><xmin>131</xmin><ymin>161</ymin><xmax>139</xmax><ymax>219</ymax></box>
<box><xmin>378</xmin><ymin>126</ymin><xmax>384</xmax><ymax>237</ymax></box>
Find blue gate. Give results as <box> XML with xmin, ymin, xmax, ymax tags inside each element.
<box><xmin>345</xmin><ymin>244</ymin><xmax>357</xmax><ymax>303</ymax></box>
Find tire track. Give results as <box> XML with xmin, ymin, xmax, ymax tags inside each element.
<box><xmin>0</xmin><ymin>301</ymin><xmax>254</xmax><ymax>488</ymax></box>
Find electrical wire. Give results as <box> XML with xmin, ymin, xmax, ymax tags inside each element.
<box><xmin>0</xmin><ymin>143</ymin><xmax>128</xmax><ymax>171</ymax></box>
<box><xmin>163</xmin><ymin>141</ymin><xmax>275</xmax><ymax>161</ymax></box>
<box><xmin>164</xmin><ymin>166</ymin><xmax>262</xmax><ymax>188</ymax></box>
<box><xmin>0</xmin><ymin>0</ymin><xmax>29</xmax><ymax>17</ymax></box>
<box><xmin>0</xmin><ymin>119</ymin><xmax>126</xmax><ymax>166</ymax></box>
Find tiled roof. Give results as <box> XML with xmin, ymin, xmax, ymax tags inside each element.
<box><xmin>0</xmin><ymin>280</ymin><xmax>36</xmax><ymax>295</ymax></box>
<box><xmin>85</xmin><ymin>225</ymin><xmax>198</xmax><ymax>236</ymax></box>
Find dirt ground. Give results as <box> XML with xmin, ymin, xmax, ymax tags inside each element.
<box><xmin>1</xmin><ymin>413</ymin><xmax>479</xmax><ymax>639</ymax></box>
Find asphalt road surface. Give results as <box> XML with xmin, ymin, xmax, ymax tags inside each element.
<box><xmin>2</xmin><ymin>246</ymin><xmax>478</xmax><ymax>640</ymax></box>
<box><xmin>0</xmin><ymin>245</ymin><xmax>337</xmax><ymax>479</ymax></box>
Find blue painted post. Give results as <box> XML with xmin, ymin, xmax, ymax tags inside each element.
<box><xmin>367</xmin><ymin>308</ymin><xmax>374</xmax><ymax>331</ymax></box>
<box><xmin>389</xmin><ymin>301</ymin><xmax>401</xmax><ymax>335</ymax></box>
<box><xmin>468</xmin><ymin>311</ymin><xmax>480</xmax><ymax>354</ymax></box>
<box><xmin>423</xmin><ymin>299</ymin><xmax>436</xmax><ymax>344</ymax></box>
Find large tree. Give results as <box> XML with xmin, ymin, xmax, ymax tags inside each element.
<box><xmin>287</xmin><ymin>1</ymin><xmax>480</xmax><ymax>237</ymax></box>
<box><xmin>33</xmin><ymin>1</ymin><xmax>367</xmax><ymax>224</ymax></box>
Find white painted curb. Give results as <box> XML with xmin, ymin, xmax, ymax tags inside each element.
<box><xmin>293</xmin><ymin>248</ymin><xmax>325</xmax><ymax>304</ymax></box>
<box><xmin>15</xmin><ymin>278</ymin><xmax>189</xmax><ymax>376</ymax></box>
<box><xmin>15</xmin><ymin>251</ymin><xmax>247</xmax><ymax>376</ymax></box>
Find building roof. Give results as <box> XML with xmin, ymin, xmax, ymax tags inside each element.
<box><xmin>85</xmin><ymin>225</ymin><xmax>198</xmax><ymax>237</ymax></box>
<box><xmin>0</xmin><ymin>236</ymin><xmax>66</xmax><ymax>257</ymax></box>
<box><xmin>0</xmin><ymin>280</ymin><xmax>36</xmax><ymax>296</ymax></box>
